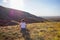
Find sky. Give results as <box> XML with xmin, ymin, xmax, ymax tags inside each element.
<box><xmin>0</xmin><ymin>0</ymin><xmax>60</xmax><ymax>16</ymax></box>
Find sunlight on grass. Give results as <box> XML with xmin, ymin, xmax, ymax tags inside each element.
<box><xmin>0</xmin><ymin>22</ymin><xmax>60</xmax><ymax>40</ymax></box>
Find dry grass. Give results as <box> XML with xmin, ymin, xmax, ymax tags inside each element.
<box><xmin>0</xmin><ymin>22</ymin><xmax>60</xmax><ymax>40</ymax></box>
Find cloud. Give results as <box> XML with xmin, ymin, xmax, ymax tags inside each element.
<box><xmin>3</xmin><ymin>0</ymin><xmax>8</xmax><ymax>3</ymax></box>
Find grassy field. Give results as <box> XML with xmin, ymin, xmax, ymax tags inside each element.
<box><xmin>0</xmin><ymin>22</ymin><xmax>60</xmax><ymax>40</ymax></box>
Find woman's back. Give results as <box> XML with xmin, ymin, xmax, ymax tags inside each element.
<box><xmin>20</xmin><ymin>22</ymin><xmax>26</xmax><ymax>28</ymax></box>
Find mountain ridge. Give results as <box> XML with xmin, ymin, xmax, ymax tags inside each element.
<box><xmin>0</xmin><ymin>6</ymin><xmax>46</xmax><ymax>26</ymax></box>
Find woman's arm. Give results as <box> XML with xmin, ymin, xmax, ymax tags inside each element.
<box><xmin>11</xmin><ymin>20</ymin><xmax>20</xmax><ymax>24</ymax></box>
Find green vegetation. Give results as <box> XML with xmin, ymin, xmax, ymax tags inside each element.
<box><xmin>0</xmin><ymin>22</ymin><xmax>60</xmax><ymax>40</ymax></box>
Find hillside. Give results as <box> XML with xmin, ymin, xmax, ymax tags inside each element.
<box><xmin>42</xmin><ymin>16</ymin><xmax>60</xmax><ymax>22</ymax></box>
<box><xmin>0</xmin><ymin>6</ymin><xmax>46</xmax><ymax>26</ymax></box>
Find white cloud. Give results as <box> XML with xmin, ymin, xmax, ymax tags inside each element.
<box><xmin>3</xmin><ymin>0</ymin><xmax>8</xmax><ymax>3</ymax></box>
<box><xmin>8</xmin><ymin>0</ymin><xmax>24</xmax><ymax>10</ymax></box>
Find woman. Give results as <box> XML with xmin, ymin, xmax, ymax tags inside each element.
<box><xmin>11</xmin><ymin>19</ymin><xmax>31</xmax><ymax>40</ymax></box>
<box><xmin>20</xmin><ymin>19</ymin><xmax>31</xmax><ymax>40</ymax></box>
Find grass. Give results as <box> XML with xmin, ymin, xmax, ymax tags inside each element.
<box><xmin>0</xmin><ymin>22</ymin><xmax>60</xmax><ymax>40</ymax></box>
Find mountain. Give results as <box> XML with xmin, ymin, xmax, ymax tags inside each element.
<box><xmin>0</xmin><ymin>6</ymin><xmax>46</xmax><ymax>26</ymax></box>
<box><xmin>42</xmin><ymin>16</ymin><xmax>60</xmax><ymax>22</ymax></box>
